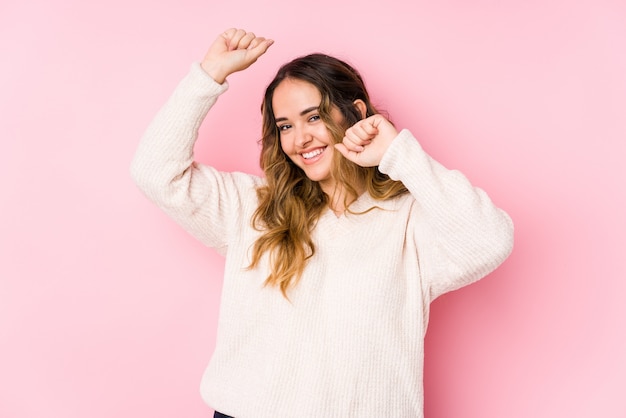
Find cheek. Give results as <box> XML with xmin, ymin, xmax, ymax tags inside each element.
<box><xmin>279</xmin><ymin>135</ymin><xmax>291</xmax><ymax>154</ymax></box>
<box><xmin>278</xmin><ymin>136</ymin><xmax>299</xmax><ymax>165</ymax></box>
<box><xmin>315</xmin><ymin>124</ymin><xmax>336</xmax><ymax>144</ymax></box>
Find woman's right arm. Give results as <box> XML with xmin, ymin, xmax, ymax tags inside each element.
<box><xmin>130</xmin><ymin>29</ymin><xmax>273</xmax><ymax>249</ymax></box>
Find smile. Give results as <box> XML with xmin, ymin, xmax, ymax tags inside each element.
<box><xmin>301</xmin><ymin>147</ymin><xmax>326</xmax><ymax>160</ymax></box>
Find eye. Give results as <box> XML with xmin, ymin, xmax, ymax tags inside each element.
<box><xmin>277</xmin><ymin>124</ymin><xmax>292</xmax><ymax>132</ymax></box>
<box><xmin>308</xmin><ymin>115</ymin><xmax>321</xmax><ymax>122</ymax></box>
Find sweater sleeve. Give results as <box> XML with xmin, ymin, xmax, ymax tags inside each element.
<box><xmin>378</xmin><ymin>129</ymin><xmax>514</xmax><ymax>301</ymax></box>
<box><xmin>130</xmin><ymin>63</ymin><xmax>260</xmax><ymax>253</ymax></box>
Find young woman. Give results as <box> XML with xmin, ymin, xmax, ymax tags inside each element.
<box><xmin>131</xmin><ymin>28</ymin><xmax>514</xmax><ymax>418</ymax></box>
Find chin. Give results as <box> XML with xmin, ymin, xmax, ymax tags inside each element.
<box><xmin>303</xmin><ymin>169</ymin><xmax>331</xmax><ymax>183</ymax></box>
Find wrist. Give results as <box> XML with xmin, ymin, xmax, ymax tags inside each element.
<box><xmin>200</xmin><ymin>61</ymin><xmax>228</xmax><ymax>84</ymax></box>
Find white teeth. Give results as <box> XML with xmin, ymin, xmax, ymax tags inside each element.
<box><xmin>302</xmin><ymin>148</ymin><xmax>324</xmax><ymax>159</ymax></box>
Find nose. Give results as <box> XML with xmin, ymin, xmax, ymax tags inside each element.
<box><xmin>294</xmin><ymin>124</ymin><xmax>313</xmax><ymax>149</ymax></box>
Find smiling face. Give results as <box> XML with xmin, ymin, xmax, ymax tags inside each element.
<box><xmin>272</xmin><ymin>78</ymin><xmax>344</xmax><ymax>193</ymax></box>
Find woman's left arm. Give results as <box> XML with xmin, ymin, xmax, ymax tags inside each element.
<box><xmin>337</xmin><ymin>117</ymin><xmax>514</xmax><ymax>299</ymax></box>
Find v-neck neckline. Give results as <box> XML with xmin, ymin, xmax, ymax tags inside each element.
<box><xmin>324</xmin><ymin>192</ymin><xmax>375</xmax><ymax>219</ymax></box>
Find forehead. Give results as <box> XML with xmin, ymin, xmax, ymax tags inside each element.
<box><xmin>272</xmin><ymin>78</ymin><xmax>321</xmax><ymax>115</ymax></box>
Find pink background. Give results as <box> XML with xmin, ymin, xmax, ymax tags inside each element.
<box><xmin>1</xmin><ymin>0</ymin><xmax>625</xmax><ymax>417</ymax></box>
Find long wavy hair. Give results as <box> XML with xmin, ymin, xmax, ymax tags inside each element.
<box><xmin>249</xmin><ymin>53</ymin><xmax>408</xmax><ymax>297</ymax></box>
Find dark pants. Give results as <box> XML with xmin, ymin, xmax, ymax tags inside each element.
<box><xmin>214</xmin><ymin>412</ymin><xmax>234</xmax><ymax>418</ymax></box>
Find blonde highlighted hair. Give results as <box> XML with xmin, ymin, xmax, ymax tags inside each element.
<box><xmin>249</xmin><ymin>54</ymin><xmax>407</xmax><ymax>296</ymax></box>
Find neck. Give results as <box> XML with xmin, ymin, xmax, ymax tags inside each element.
<box><xmin>321</xmin><ymin>180</ymin><xmax>365</xmax><ymax>216</ymax></box>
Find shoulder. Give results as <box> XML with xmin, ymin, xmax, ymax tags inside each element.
<box><xmin>195</xmin><ymin>164</ymin><xmax>265</xmax><ymax>191</ymax></box>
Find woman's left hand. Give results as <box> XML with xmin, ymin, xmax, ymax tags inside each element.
<box><xmin>334</xmin><ymin>115</ymin><xmax>398</xmax><ymax>167</ymax></box>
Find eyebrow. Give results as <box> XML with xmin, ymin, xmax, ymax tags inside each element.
<box><xmin>275</xmin><ymin>106</ymin><xmax>319</xmax><ymax>123</ymax></box>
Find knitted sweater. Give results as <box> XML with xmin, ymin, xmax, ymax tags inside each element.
<box><xmin>131</xmin><ymin>63</ymin><xmax>514</xmax><ymax>418</ymax></box>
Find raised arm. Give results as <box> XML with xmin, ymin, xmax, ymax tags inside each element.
<box><xmin>130</xmin><ymin>29</ymin><xmax>273</xmax><ymax>250</ymax></box>
<box><xmin>338</xmin><ymin>116</ymin><xmax>514</xmax><ymax>299</ymax></box>
<box><xmin>387</xmin><ymin>130</ymin><xmax>513</xmax><ymax>299</ymax></box>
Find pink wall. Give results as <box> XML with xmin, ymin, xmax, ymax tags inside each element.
<box><xmin>1</xmin><ymin>0</ymin><xmax>624</xmax><ymax>417</ymax></box>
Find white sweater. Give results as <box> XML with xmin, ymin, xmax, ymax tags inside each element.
<box><xmin>131</xmin><ymin>63</ymin><xmax>514</xmax><ymax>418</ymax></box>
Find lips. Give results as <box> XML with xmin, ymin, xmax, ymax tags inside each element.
<box><xmin>300</xmin><ymin>146</ymin><xmax>326</xmax><ymax>164</ymax></box>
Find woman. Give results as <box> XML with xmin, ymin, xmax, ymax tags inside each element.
<box><xmin>131</xmin><ymin>28</ymin><xmax>513</xmax><ymax>418</ymax></box>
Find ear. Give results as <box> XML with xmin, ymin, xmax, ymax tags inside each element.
<box><xmin>353</xmin><ymin>99</ymin><xmax>367</xmax><ymax>119</ymax></box>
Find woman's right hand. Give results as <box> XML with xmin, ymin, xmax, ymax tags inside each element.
<box><xmin>201</xmin><ymin>28</ymin><xmax>274</xmax><ymax>84</ymax></box>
